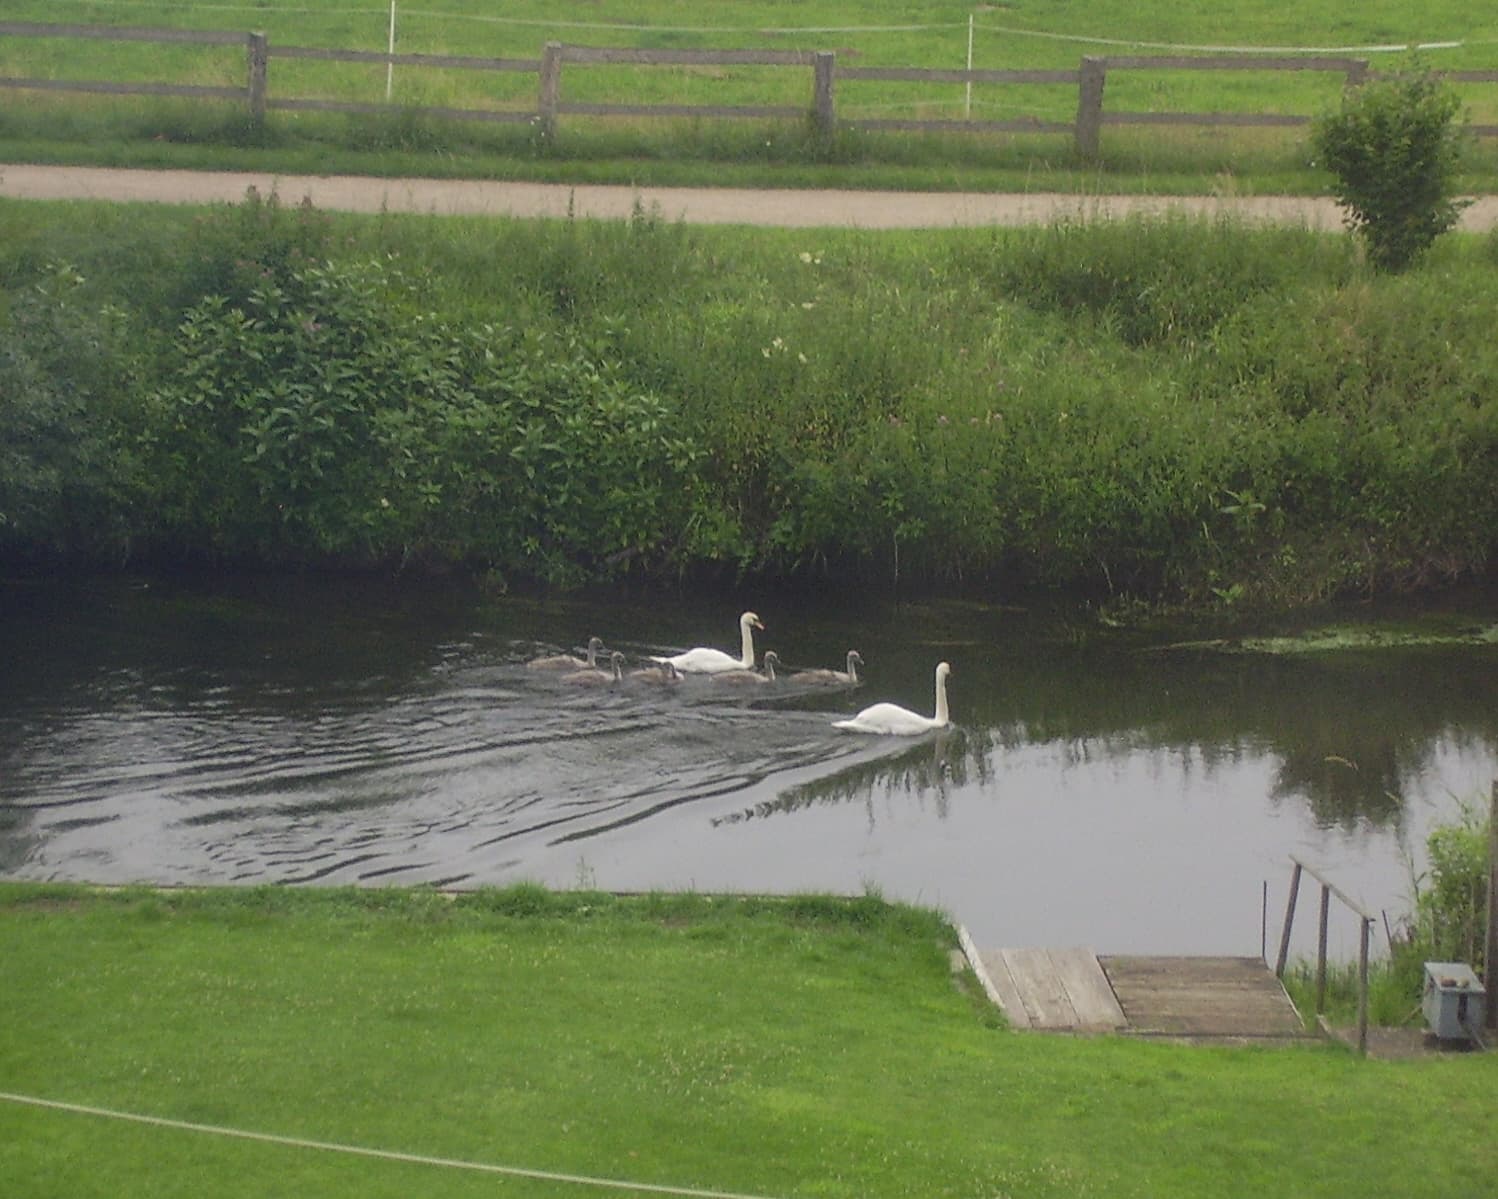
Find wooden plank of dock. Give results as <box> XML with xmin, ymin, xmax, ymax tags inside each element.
<box><xmin>1100</xmin><ymin>955</ymin><xmax>1307</xmax><ymax>1039</ymax></box>
<box><xmin>975</xmin><ymin>947</ymin><xmax>1127</xmax><ymax>1032</ymax></box>
<box><xmin>962</xmin><ymin>941</ymin><xmax>1309</xmax><ymax>1041</ymax></box>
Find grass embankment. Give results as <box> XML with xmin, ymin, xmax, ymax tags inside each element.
<box><xmin>2</xmin><ymin>1</ymin><xmax>1497</xmax><ymax>193</ymax></box>
<box><xmin>3</xmin><ymin>884</ymin><xmax>1496</xmax><ymax>1199</ymax></box>
<box><xmin>5</xmin><ymin>193</ymin><xmax>1498</xmax><ymax>606</ymax></box>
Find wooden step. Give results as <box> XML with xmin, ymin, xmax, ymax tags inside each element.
<box><xmin>975</xmin><ymin>946</ymin><xmax>1127</xmax><ymax>1032</ymax></box>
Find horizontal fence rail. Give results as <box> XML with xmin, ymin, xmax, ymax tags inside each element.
<box><xmin>4</xmin><ymin>21</ymin><xmax>1498</xmax><ymax>155</ymax></box>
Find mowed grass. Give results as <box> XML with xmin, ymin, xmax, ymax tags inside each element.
<box><xmin>3</xmin><ymin>884</ymin><xmax>1497</xmax><ymax>1199</ymax></box>
<box><xmin>2</xmin><ymin>1</ymin><xmax>1497</xmax><ymax>192</ymax></box>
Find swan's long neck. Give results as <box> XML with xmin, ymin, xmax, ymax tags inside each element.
<box><xmin>846</xmin><ymin>652</ymin><xmax>859</xmax><ymax>682</ymax></box>
<box><xmin>933</xmin><ymin>670</ymin><xmax>950</xmax><ymax>725</ymax></box>
<box><xmin>739</xmin><ymin>619</ymin><xmax>757</xmax><ymax>669</ymax></box>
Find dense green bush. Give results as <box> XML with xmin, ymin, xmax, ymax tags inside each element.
<box><xmin>149</xmin><ymin>254</ymin><xmax>703</xmax><ymax>580</ymax></box>
<box><xmin>0</xmin><ymin>262</ymin><xmax>144</xmax><ymax>561</ymax></box>
<box><xmin>1313</xmin><ymin>68</ymin><xmax>1471</xmax><ymax>272</ymax></box>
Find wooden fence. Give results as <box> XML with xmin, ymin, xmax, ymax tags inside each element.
<box><xmin>4</xmin><ymin>21</ymin><xmax>1498</xmax><ymax>158</ymax></box>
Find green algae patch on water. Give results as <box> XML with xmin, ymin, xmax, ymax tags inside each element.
<box><xmin>1228</xmin><ymin>623</ymin><xmax>1498</xmax><ymax>655</ymax></box>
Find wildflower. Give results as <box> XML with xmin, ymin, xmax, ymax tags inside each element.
<box><xmin>801</xmin><ymin>301</ymin><xmax>815</xmax><ymax>309</ymax></box>
<box><xmin>937</xmin><ymin>414</ymin><xmax>949</xmax><ymax>425</ymax></box>
<box><xmin>797</xmin><ymin>353</ymin><xmax>807</xmax><ymax>364</ymax></box>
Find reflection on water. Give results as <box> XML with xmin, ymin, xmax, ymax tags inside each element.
<box><xmin>717</xmin><ymin>728</ymin><xmax>992</xmax><ymax>827</ymax></box>
<box><xmin>1</xmin><ymin>575</ymin><xmax>1496</xmax><ymax>956</ymax></box>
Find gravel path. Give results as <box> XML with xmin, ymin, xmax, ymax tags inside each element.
<box><xmin>6</xmin><ymin>162</ymin><xmax>1498</xmax><ymax>231</ymax></box>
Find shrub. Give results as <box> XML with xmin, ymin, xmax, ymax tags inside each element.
<box><xmin>0</xmin><ymin>262</ymin><xmax>144</xmax><ymax>562</ymax></box>
<box><xmin>148</xmin><ymin>254</ymin><xmax>703</xmax><ymax>579</ymax></box>
<box><xmin>1312</xmin><ymin>68</ymin><xmax>1471</xmax><ymax>272</ymax></box>
<box><xmin>1408</xmin><ymin>800</ymin><xmax>1491</xmax><ymax>973</ymax></box>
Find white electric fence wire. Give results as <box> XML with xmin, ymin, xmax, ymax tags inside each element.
<box><xmin>971</xmin><ymin>22</ymin><xmax>1463</xmax><ymax>55</ymax></box>
<box><xmin>0</xmin><ymin>1091</ymin><xmax>784</xmax><ymax>1199</ymax></box>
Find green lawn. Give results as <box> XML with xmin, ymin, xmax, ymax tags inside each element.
<box><xmin>3</xmin><ymin>884</ymin><xmax>1496</xmax><ymax>1198</ymax></box>
<box><xmin>2</xmin><ymin>1</ymin><xmax>1496</xmax><ymax>193</ymax></box>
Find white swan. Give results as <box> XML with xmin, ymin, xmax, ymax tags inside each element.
<box><xmin>561</xmin><ymin>651</ymin><xmax>625</xmax><ymax>686</ymax></box>
<box><xmin>712</xmin><ymin>651</ymin><xmax>780</xmax><ymax>686</ymax></box>
<box><xmin>796</xmin><ymin>649</ymin><xmax>863</xmax><ymax>685</ymax></box>
<box><xmin>657</xmin><ymin>612</ymin><xmax>764</xmax><ymax>674</ymax></box>
<box><xmin>833</xmin><ymin>661</ymin><xmax>951</xmax><ymax>735</ymax></box>
<box><xmin>528</xmin><ymin>636</ymin><xmax>605</xmax><ymax>671</ymax></box>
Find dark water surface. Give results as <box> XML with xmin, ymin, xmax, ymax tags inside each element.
<box><xmin>3</xmin><ymin>575</ymin><xmax>1496</xmax><ymax>958</ymax></box>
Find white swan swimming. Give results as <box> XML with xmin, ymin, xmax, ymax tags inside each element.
<box><xmin>561</xmin><ymin>651</ymin><xmax>625</xmax><ymax>686</ymax></box>
<box><xmin>657</xmin><ymin>612</ymin><xmax>764</xmax><ymax>674</ymax></box>
<box><xmin>527</xmin><ymin>636</ymin><xmax>605</xmax><ymax>671</ymax></box>
<box><xmin>712</xmin><ymin>650</ymin><xmax>780</xmax><ymax>686</ymax></box>
<box><xmin>796</xmin><ymin>649</ymin><xmax>863</xmax><ymax>685</ymax></box>
<box><xmin>832</xmin><ymin>661</ymin><xmax>951</xmax><ymax>735</ymax></box>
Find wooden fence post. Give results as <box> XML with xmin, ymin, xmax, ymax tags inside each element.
<box><xmin>1486</xmin><ymin>777</ymin><xmax>1497</xmax><ymax>1029</ymax></box>
<box><xmin>538</xmin><ymin>40</ymin><xmax>562</xmax><ymax>139</ymax></box>
<box><xmin>1075</xmin><ymin>55</ymin><xmax>1106</xmax><ymax>160</ymax></box>
<box><xmin>247</xmin><ymin>31</ymin><xmax>268</xmax><ymax>123</ymax></box>
<box><xmin>812</xmin><ymin>50</ymin><xmax>836</xmax><ymax>139</ymax></box>
<box><xmin>814</xmin><ymin>50</ymin><xmax>838</xmax><ymax>139</ymax></box>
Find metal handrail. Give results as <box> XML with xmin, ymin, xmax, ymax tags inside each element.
<box><xmin>1274</xmin><ymin>855</ymin><xmax>1375</xmax><ymax>1055</ymax></box>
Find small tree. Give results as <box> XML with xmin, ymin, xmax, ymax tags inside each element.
<box><xmin>1312</xmin><ymin>67</ymin><xmax>1470</xmax><ymax>272</ymax></box>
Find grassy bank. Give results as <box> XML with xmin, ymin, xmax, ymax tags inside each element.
<box><xmin>5</xmin><ymin>192</ymin><xmax>1498</xmax><ymax>607</ymax></box>
<box><xmin>3</xmin><ymin>883</ymin><xmax>1496</xmax><ymax>1199</ymax></box>
<box><xmin>3</xmin><ymin>0</ymin><xmax>1497</xmax><ymax>193</ymax></box>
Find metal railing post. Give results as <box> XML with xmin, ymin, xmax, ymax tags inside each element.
<box><xmin>1275</xmin><ymin>860</ymin><xmax>1303</xmax><ymax>978</ymax></box>
<box><xmin>1315</xmin><ymin>884</ymin><xmax>1331</xmax><ymax>1016</ymax></box>
<box><xmin>1357</xmin><ymin>917</ymin><xmax>1370</xmax><ymax>1056</ymax></box>
<box><xmin>1486</xmin><ymin>778</ymin><xmax>1497</xmax><ymax>1030</ymax></box>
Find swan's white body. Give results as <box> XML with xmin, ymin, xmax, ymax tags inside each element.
<box><xmin>833</xmin><ymin>661</ymin><xmax>951</xmax><ymax>735</ymax></box>
<box><xmin>528</xmin><ymin>636</ymin><xmax>605</xmax><ymax>671</ymax></box>
<box><xmin>797</xmin><ymin>649</ymin><xmax>863</xmax><ymax>685</ymax></box>
<box><xmin>658</xmin><ymin>612</ymin><xmax>764</xmax><ymax>674</ymax></box>
<box><xmin>712</xmin><ymin>651</ymin><xmax>779</xmax><ymax>686</ymax></box>
<box><xmin>562</xmin><ymin>651</ymin><xmax>625</xmax><ymax>686</ymax></box>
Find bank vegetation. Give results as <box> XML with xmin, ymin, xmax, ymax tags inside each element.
<box><xmin>3</xmin><ymin>192</ymin><xmax>1498</xmax><ymax>608</ymax></box>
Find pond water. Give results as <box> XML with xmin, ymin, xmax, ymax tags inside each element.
<box><xmin>2</xmin><ymin>574</ymin><xmax>1496</xmax><ymax>961</ymax></box>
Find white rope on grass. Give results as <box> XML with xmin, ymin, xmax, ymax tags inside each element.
<box><xmin>0</xmin><ymin>1091</ymin><xmax>783</xmax><ymax>1199</ymax></box>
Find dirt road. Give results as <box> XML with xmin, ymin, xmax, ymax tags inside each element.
<box><xmin>4</xmin><ymin>162</ymin><xmax>1498</xmax><ymax>231</ymax></box>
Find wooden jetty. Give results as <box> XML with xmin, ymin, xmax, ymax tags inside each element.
<box><xmin>958</xmin><ymin>931</ymin><xmax>1308</xmax><ymax>1042</ymax></box>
